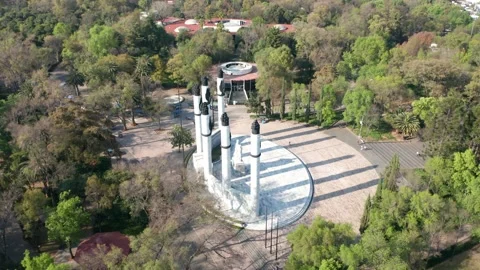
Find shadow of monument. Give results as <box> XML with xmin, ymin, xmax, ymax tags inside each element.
<box><xmin>262</xmin><ymin>125</ymin><xmax>309</xmax><ymax>137</ymax></box>
<box><xmin>313</xmin><ymin>165</ymin><xmax>378</xmax><ymax>185</ymax></box>
<box><xmin>288</xmin><ymin>136</ymin><xmax>335</xmax><ymax>148</ymax></box>
<box><xmin>264</xmin><ymin>155</ymin><xmax>364</xmax><ymax>196</ymax></box>
<box><xmin>306</xmin><ymin>155</ymin><xmax>354</xmax><ymax>168</ymax></box>
<box><xmin>267</xmin><ymin>127</ymin><xmax>323</xmax><ymax>142</ymax></box>
<box><xmin>280</xmin><ymin>178</ymin><xmax>380</xmax><ymax>209</ymax></box>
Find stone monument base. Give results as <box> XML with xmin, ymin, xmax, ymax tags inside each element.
<box><xmin>192</xmin><ymin>153</ymin><xmax>204</xmax><ymax>173</ymax></box>
<box><xmin>191</xmin><ymin>136</ymin><xmax>314</xmax><ymax>230</ymax></box>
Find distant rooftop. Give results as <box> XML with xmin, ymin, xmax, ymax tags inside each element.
<box><xmin>161</xmin><ymin>18</ymin><xmax>295</xmax><ymax>36</ymax></box>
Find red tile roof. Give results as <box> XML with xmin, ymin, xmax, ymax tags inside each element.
<box><xmin>162</xmin><ymin>18</ymin><xmax>294</xmax><ymax>36</ymax></box>
<box><xmin>74</xmin><ymin>232</ymin><xmax>130</xmax><ymax>263</ymax></box>
<box><xmin>210</xmin><ymin>64</ymin><xmax>259</xmax><ymax>82</ymax></box>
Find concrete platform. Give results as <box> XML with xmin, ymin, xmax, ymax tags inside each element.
<box><xmin>200</xmin><ymin>135</ymin><xmax>313</xmax><ymax>230</ymax></box>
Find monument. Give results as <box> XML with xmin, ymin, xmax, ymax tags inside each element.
<box><xmin>217</xmin><ymin>69</ymin><xmax>226</xmax><ymax>121</ymax></box>
<box><xmin>189</xmin><ymin>71</ymin><xmax>313</xmax><ymax>230</ymax></box>
<box><xmin>220</xmin><ymin>113</ymin><xmax>232</xmax><ymax>188</ymax></box>
<box><xmin>250</xmin><ymin>120</ymin><xmax>261</xmax><ymax>215</ymax></box>
<box><xmin>201</xmin><ymin>102</ymin><xmax>213</xmax><ymax>191</ymax></box>
<box><xmin>192</xmin><ymin>84</ymin><xmax>202</xmax><ymax>154</ymax></box>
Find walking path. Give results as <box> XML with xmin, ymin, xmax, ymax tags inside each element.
<box><xmin>324</xmin><ymin>127</ymin><xmax>425</xmax><ymax>174</ymax></box>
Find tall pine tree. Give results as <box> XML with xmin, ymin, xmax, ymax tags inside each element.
<box><xmin>383</xmin><ymin>154</ymin><xmax>400</xmax><ymax>191</ymax></box>
<box><xmin>359</xmin><ymin>195</ymin><xmax>372</xmax><ymax>234</ymax></box>
<box><xmin>374</xmin><ymin>179</ymin><xmax>384</xmax><ymax>205</ymax></box>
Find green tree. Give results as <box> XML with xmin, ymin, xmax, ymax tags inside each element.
<box><xmin>412</xmin><ymin>97</ymin><xmax>438</xmax><ymax>123</ymax></box>
<box><xmin>85</xmin><ymin>175</ymin><xmax>116</xmax><ymax>211</ymax></box>
<box><xmin>167</xmin><ymin>53</ymin><xmax>212</xmax><ymax>87</ymax></box>
<box><xmin>402</xmin><ymin>59</ymin><xmax>469</xmax><ymax>97</ymax></box>
<box><xmin>342</xmin><ymin>87</ymin><xmax>374</xmax><ymax>126</ymax></box>
<box><xmin>21</xmin><ymin>250</ymin><xmax>71</xmax><ymax>270</ymax></box>
<box><xmin>392</xmin><ymin>112</ymin><xmax>420</xmax><ymax>138</ymax></box>
<box><xmin>48</xmin><ymin>104</ymin><xmax>120</xmax><ymax>165</ymax></box>
<box><xmin>22</xmin><ymin>250</ymin><xmax>53</xmax><ymax>270</ymax></box>
<box><xmin>168</xmin><ymin>125</ymin><xmax>194</xmax><ymax>157</ymax></box>
<box><xmin>113</xmin><ymin>73</ymin><xmax>143</xmax><ymax>128</ymax></box>
<box><xmin>286</xmin><ymin>217</ymin><xmax>356</xmax><ymax>270</ymax></box>
<box><xmin>451</xmin><ymin>150</ymin><xmax>480</xmax><ymax>216</ymax></box>
<box><xmin>264</xmin><ymin>27</ymin><xmax>282</xmax><ymax>48</ymax></box>
<box><xmin>302</xmin><ymin>84</ymin><xmax>312</xmax><ymax>123</ymax></box>
<box><xmin>423</xmin><ymin>156</ymin><xmax>453</xmax><ymax>196</ymax></box>
<box><xmin>368</xmin><ymin>75</ymin><xmax>410</xmax><ymax>112</ymax></box>
<box><xmin>421</xmin><ymin>94</ymin><xmax>470</xmax><ymax>157</ymax></box>
<box><xmin>53</xmin><ymin>22</ymin><xmax>72</xmax><ymax>40</ymax></box>
<box><xmin>359</xmin><ymin>195</ymin><xmax>372</xmax><ymax>234</ymax></box>
<box><xmin>134</xmin><ymin>55</ymin><xmax>153</xmax><ymax>98</ymax></box>
<box><xmin>255</xmin><ymin>45</ymin><xmax>293</xmax><ymax>117</ymax></box>
<box><xmin>290</xmin><ymin>83</ymin><xmax>305</xmax><ymax>121</ymax></box>
<box><xmin>321</xmin><ymin>100</ymin><xmax>336</xmax><ymax>127</ymax></box>
<box><xmin>138</xmin><ymin>0</ymin><xmax>152</xmax><ymax>10</ymax></box>
<box><xmin>16</xmin><ymin>189</ymin><xmax>47</xmax><ymax>245</ymax></box>
<box><xmin>317</xmin><ymin>85</ymin><xmax>337</xmax><ymax>127</ymax></box>
<box><xmin>118</xmin><ymin>16</ymin><xmax>174</xmax><ymax>56</ymax></box>
<box><xmin>383</xmin><ymin>154</ymin><xmax>400</xmax><ymax>192</ymax></box>
<box><xmin>46</xmin><ymin>191</ymin><xmax>89</xmax><ymax>259</ymax></box>
<box><xmin>337</xmin><ymin>35</ymin><xmax>388</xmax><ymax>79</ymax></box>
<box><xmin>246</xmin><ymin>92</ymin><xmax>264</xmax><ymax>117</ymax></box>
<box><xmin>123</xmin><ymin>227</ymin><xmax>178</xmax><ymax>269</ymax></box>
<box><xmin>88</xmin><ymin>25</ymin><xmax>120</xmax><ymax>58</ymax></box>
<box><xmin>150</xmin><ymin>55</ymin><xmax>168</xmax><ymax>83</ymax></box>
<box><xmin>65</xmin><ymin>68</ymin><xmax>85</xmax><ymax>96</ymax></box>
<box><xmin>143</xmin><ymin>97</ymin><xmax>169</xmax><ymax>130</ymax></box>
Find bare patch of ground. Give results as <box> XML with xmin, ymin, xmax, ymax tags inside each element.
<box><xmin>433</xmin><ymin>244</ymin><xmax>480</xmax><ymax>270</ymax></box>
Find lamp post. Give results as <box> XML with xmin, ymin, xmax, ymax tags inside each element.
<box><xmin>358</xmin><ymin>115</ymin><xmax>365</xmax><ymax>138</ymax></box>
<box><xmin>177</xmin><ymin>85</ymin><xmax>184</xmax><ymax>160</ymax></box>
<box><xmin>265</xmin><ymin>206</ymin><xmax>268</xmax><ymax>248</ymax></box>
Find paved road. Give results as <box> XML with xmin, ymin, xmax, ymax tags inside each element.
<box><xmin>324</xmin><ymin>127</ymin><xmax>425</xmax><ymax>174</ymax></box>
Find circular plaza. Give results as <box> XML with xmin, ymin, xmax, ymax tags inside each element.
<box><xmin>208</xmin><ymin>135</ymin><xmax>313</xmax><ymax>230</ymax></box>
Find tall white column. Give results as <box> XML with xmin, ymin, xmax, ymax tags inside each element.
<box><xmin>201</xmin><ymin>102</ymin><xmax>213</xmax><ymax>183</ymax></box>
<box><xmin>220</xmin><ymin>113</ymin><xmax>232</xmax><ymax>188</ymax></box>
<box><xmin>250</xmin><ymin>120</ymin><xmax>261</xmax><ymax>216</ymax></box>
<box><xmin>193</xmin><ymin>84</ymin><xmax>203</xmax><ymax>153</ymax></box>
<box><xmin>201</xmin><ymin>76</ymin><xmax>213</xmax><ymax>127</ymax></box>
<box><xmin>217</xmin><ymin>68</ymin><xmax>225</xmax><ymax>124</ymax></box>
<box><xmin>201</xmin><ymin>76</ymin><xmax>208</xmax><ymax>102</ymax></box>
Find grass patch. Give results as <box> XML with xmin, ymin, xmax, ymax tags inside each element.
<box><xmin>93</xmin><ymin>204</ymin><xmax>148</xmax><ymax>236</ymax></box>
<box><xmin>249</xmin><ymin>111</ymin><xmax>340</xmax><ymax>128</ymax></box>
<box><xmin>350</xmin><ymin>120</ymin><xmax>395</xmax><ymax>141</ymax></box>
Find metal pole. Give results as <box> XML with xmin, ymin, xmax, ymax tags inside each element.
<box><xmin>358</xmin><ymin>114</ymin><xmax>364</xmax><ymax>138</ymax></box>
<box><xmin>265</xmin><ymin>206</ymin><xmax>268</xmax><ymax>248</ymax></box>
<box><xmin>275</xmin><ymin>220</ymin><xmax>279</xmax><ymax>260</ymax></box>
<box><xmin>178</xmin><ymin>86</ymin><xmax>184</xmax><ymax>160</ymax></box>
<box><xmin>270</xmin><ymin>212</ymin><xmax>273</xmax><ymax>254</ymax></box>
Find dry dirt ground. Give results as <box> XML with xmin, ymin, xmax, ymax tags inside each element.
<box><xmin>433</xmin><ymin>244</ymin><xmax>480</xmax><ymax>270</ymax></box>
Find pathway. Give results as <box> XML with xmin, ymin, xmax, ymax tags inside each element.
<box><xmin>324</xmin><ymin>127</ymin><xmax>425</xmax><ymax>174</ymax></box>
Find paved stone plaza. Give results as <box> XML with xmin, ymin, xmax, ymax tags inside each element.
<box><xmin>228</xmin><ymin>117</ymin><xmax>381</xmax><ymax>231</ymax></box>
